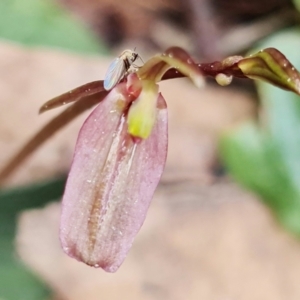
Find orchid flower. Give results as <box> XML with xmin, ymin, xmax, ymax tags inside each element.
<box><xmin>44</xmin><ymin>47</ymin><xmax>205</xmax><ymax>272</ymax></box>
<box><xmin>1</xmin><ymin>47</ymin><xmax>300</xmax><ymax>272</ymax></box>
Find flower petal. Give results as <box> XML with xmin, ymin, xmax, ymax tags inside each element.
<box><xmin>39</xmin><ymin>81</ymin><xmax>105</xmax><ymax>113</ymax></box>
<box><xmin>127</xmin><ymin>80</ymin><xmax>159</xmax><ymax>139</ymax></box>
<box><xmin>137</xmin><ymin>47</ymin><xmax>204</xmax><ymax>87</ymax></box>
<box><xmin>60</xmin><ymin>87</ymin><xmax>168</xmax><ymax>272</ymax></box>
<box><xmin>238</xmin><ymin>48</ymin><xmax>300</xmax><ymax>95</ymax></box>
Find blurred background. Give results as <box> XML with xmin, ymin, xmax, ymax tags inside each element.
<box><xmin>1</xmin><ymin>0</ymin><xmax>300</xmax><ymax>299</ymax></box>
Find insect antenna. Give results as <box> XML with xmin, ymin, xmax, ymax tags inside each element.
<box><xmin>133</xmin><ymin>46</ymin><xmax>144</xmax><ymax>64</ymax></box>
<box><xmin>137</xmin><ymin>54</ymin><xmax>144</xmax><ymax>64</ymax></box>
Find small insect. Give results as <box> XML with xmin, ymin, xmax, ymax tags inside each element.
<box><xmin>103</xmin><ymin>49</ymin><xmax>140</xmax><ymax>91</ymax></box>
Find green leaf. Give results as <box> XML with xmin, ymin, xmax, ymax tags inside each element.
<box><xmin>0</xmin><ymin>0</ymin><xmax>107</xmax><ymax>55</ymax></box>
<box><xmin>0</xmin><ymin>176</ymin><xmax>66</xmax><ymax>300</ymax></box>
<box><xmin>293</xmin><ymin>0</ymin><xmax>300</xmax><ymax>12</ymax></box>
<box><xmin>221</xmin><ymin>28</ymin><xmax>300</xmax><ymax>235</ymax></box>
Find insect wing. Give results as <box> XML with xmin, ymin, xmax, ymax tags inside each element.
<box><xmin>104</xmin><ymin>58</ymin><xmax>126</xmax><ymax>90</ymax></box>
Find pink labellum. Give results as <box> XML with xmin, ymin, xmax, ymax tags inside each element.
<box><xmin>60</xmin><ymin>85</ymin><xmax>168</xmax><ymax>272</ymax></box>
